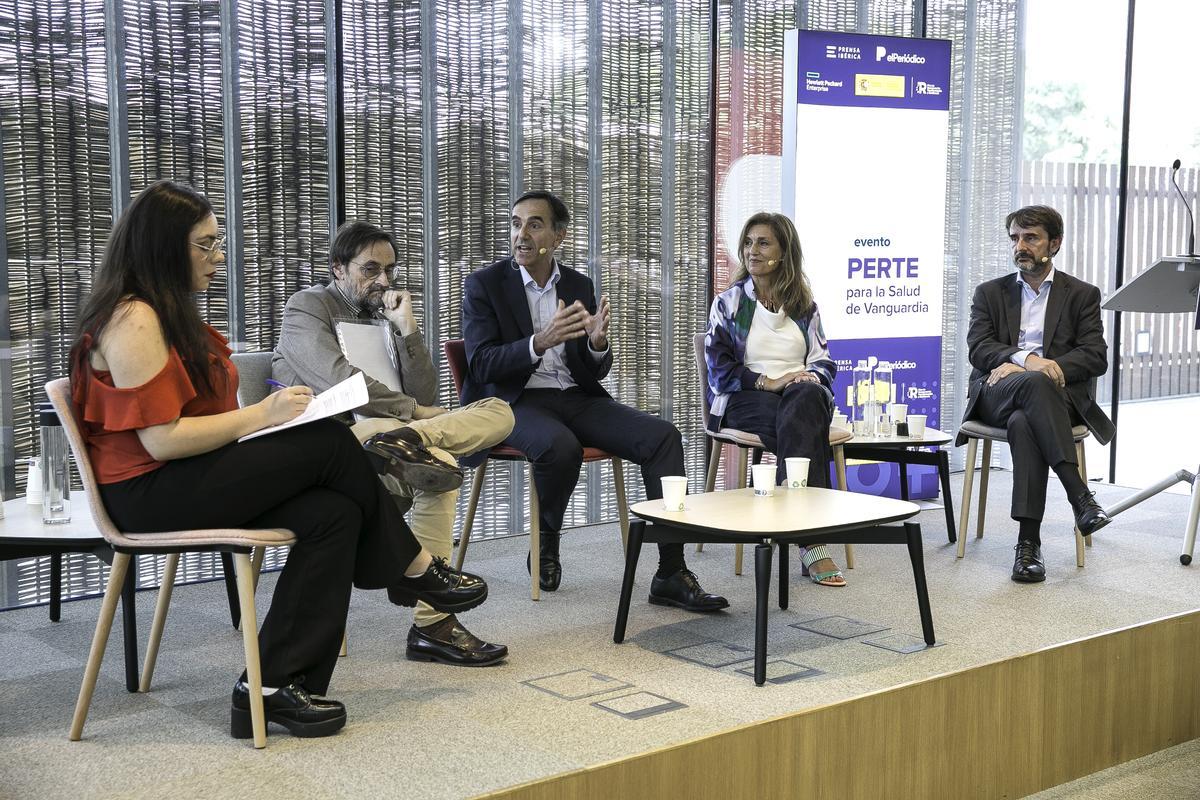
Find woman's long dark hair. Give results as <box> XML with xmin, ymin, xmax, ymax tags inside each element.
<box><xmin>69</xmin><ymin>180</ymin><xmax>223</xmax><ymax>396</ymax></box>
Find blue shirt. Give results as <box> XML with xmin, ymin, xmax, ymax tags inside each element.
<box><xmin>1011</xmin><ymin>267</ymin><xmax>1055</xmax><ymax>367</ymax></box>
<box><xmin>521</xmin><ymin>262</ymin><xmax>607</xmax><ymax>390</ymax></box>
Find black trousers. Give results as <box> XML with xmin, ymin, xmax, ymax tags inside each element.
<box><xmin>100</xmin><ymin>419</ymin><xmax>421</xmax><ymax>694</ymax></box>
<box><xmin>722</xmin><ymin>382</ymin><xmax>834</xmax><ymax>488</ymax></box>
<box><xmin>506</xmin><ymin>388</ymin><xmax>687</xmax><ymax>564</ymax></box>
<box><xmin>972</xmin><ymin>370</ymin><xmax>1080</xmax><ymax>523</ymax></box>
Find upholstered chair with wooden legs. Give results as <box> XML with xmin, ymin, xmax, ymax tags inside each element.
<box><xmin>443</xmin><ymin>339</ymin><xmax>630</xmax><ymax>600</ymax></box>
<box><xmin>231</xmin><ymin>351</ymin><xmax>348</xmax><ymax>658</ymax></box>
<box><xmin>956</xmin><ymin>420</ymin><xmax>1093</xmax><ymax>566</ymax></box>
<box><xmin>47</xmin><ymin>378</ymin><xmax>295</xmax><ymax>749</ymax></box>
<box><xmin>691</xmin><ymin>333</ymin><xmax>854</xmax><ymax>575</ymax></box>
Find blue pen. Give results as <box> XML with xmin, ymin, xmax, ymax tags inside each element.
<box><xmin>265</xmin><ymin>379</ymin><xmax>289</xmax><ymax>391</ymax></box>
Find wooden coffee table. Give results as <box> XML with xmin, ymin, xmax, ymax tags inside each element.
<box><xmin>842</xmin><ymin>426</ymin><xmax>958</xmax><ymax>543</ymax></box>
<box><xmin>617</xmin><ymin>487</ymin><xmax>935</xmax><ymax>685</ymax></box>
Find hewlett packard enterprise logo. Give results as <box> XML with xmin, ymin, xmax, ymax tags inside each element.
<box><xmin>875</xmin><ymin>45</ymin><xmax>926</xmax><ymax>64</ymax></box>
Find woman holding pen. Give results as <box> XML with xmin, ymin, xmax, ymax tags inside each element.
<box><xmin>68</xmin><ymin>180</ymin><xmax>488</xmax><ymax>740</ymax></box>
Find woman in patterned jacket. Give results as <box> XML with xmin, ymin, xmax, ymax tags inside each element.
<box><xmin>704</xmin><ymin>211</ymin><xmax>844</xmax><ymax>586</ymax></box>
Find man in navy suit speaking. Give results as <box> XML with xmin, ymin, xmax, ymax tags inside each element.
<box><xmin>461</xmin><ymin>191</ymin><xmax>726</xmax><ymax>611</ymax></box>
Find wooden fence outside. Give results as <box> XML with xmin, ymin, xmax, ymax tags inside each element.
<box><xmin>1020</xmin><ymin>160</ymin><xmax>1200</xmax><ymax>403</ymax></box>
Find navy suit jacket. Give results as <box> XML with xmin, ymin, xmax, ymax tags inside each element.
<box><xmin>461</xmin><ymin>257</ymin><xmax>613</xmax><ymax>410</ymax></box>
<box><xmin>958</xmin><ymin>270</ymin><xmax>1115</xmax><ymax>446</ymax></box>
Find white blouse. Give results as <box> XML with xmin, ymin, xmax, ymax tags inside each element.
<box><xmin>744</xmin><ymin>302</ymin><xmax>808</xmax><ymax>379</ymax></box>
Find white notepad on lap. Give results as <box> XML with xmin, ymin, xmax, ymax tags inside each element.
<box><xmin>238</xmin><ymin>372</ymin><xmax>369</xmax><ymax>441</ymax></box>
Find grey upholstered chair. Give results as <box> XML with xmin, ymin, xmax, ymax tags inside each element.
<box><xmin>956</xmin><ymin>420</ymin><xmax>1093</xmax><ymax>566</ymax></box>
<box><xmin>230</xmin><ymin>351</ymin><xmax>348</xmax><ymax>657</ymax></box>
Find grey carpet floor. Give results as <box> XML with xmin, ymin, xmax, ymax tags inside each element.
<box><xmin>1</xmin><ymin>474</ymin><xmax>1198</xmax><ymax>800</ymax></box>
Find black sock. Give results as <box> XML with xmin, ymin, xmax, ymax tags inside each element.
<box><xmin>1053</xmin><ymin>461</ymin><xmax>1088</xmax><ymax>505</ymax></box>
<box><xmin>1017</xmin><ymin>518</ymin><xmax>1041</xmax><ymax>546</ymax></box>
<box><xmin>656</xmin><ymin>545</ymin><xmax>685</xmax><ymax>578</ymax></box>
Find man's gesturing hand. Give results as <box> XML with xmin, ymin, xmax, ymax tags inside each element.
<box><xmin>987</xmin><ymin>362</ymin><xmax>1025</xmax><ymax>386</ymax></box>
<box><xmin>532</xmin><ymin>300</ymin><xmax>588</xmax><ymax>355</ymax></box>
<box><xmin>1024</xmin><ymin>354</ymin><xmax>1065</xmax><ymax>388</ymax></box>
<box><xmin>584</xmin><ymin>294</ymin><xmax>610</xmax><ymax>351</ymax></box>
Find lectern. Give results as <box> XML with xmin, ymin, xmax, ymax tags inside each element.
<box><xmin>1102</xmin><ymin>255</ymin><xmax>1200</xmax><ymax>564</ymax></box>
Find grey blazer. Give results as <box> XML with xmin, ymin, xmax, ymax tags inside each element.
<box><xmin>271</xmin><ymin>282</ymin><xmax>437</xmax><ymax>422</ymax></box>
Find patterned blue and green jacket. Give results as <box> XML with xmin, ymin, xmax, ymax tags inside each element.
<box><xmin>704</xmin><ymin>276</ymin><xmax>836</xmax><ymax>428</ymax></box>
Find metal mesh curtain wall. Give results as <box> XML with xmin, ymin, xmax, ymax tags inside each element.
<box><xmin>433</xmin><ymin>0</ymin><xmax>516</xmax><ymax>536</ymax></box>
<box><xmin>123</xmin><ymin>0</ymin><xmax>228</xmax><ymax>331</ymax></box>
<box><xmin>238</xmin><ymin>0</ymin><xmax>331</xmax><ymax>351</ymax></box>
<box><xmin>927</xmin><ymin>0</ymin><xmax>1020</xmax><ymax>467</ymax></box>
<box><xmin>0</xmin><ymin>0</ymin><xmax>110</xmax><ymax>607</ymax></box>
<box><xmin>10</xmin><ymin>0</ymin><xmax>1066</xmax><ymax>606</ymax></box>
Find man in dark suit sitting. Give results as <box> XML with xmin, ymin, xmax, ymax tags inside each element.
<box><xmin>461</xmin><ymin>190</ymin><xmax>727</xmax><ymax>611</ymax></box>
<box><xmin>958</xmin><ymin>204</ymin><xmax>1114</xmax><ymax>582</ymax></box>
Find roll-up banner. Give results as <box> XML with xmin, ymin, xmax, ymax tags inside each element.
<box><xmin>783</xmin><ymin>29</ymin><xmax>952</xmax><ymax>499</ymax></box>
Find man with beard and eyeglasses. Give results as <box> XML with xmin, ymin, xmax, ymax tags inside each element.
<box><xmin>273</xmin><ymin>220</ymin><xmax>514</xmax><ymax>666</ymax></box>
<box><xmin>957</xmin><ymin>205</ymin><xmax>1115</xmax><ymax>583</ymax></box>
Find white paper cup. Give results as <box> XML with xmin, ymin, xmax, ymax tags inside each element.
<box><xmin>888</xmin><ymin>403</ymin><xmax>908</xmax><ymax>423</ymax></box>
<box><xmin>908</xmin><ymin>414</ymin><xmax>927</xmax><ymax>437</ymax></box>
<box><xmin>661</xmin><ymin>476</ymin><xmax>688</xmax><ymax>511</ymax></box>
<box><xmin>784</xmin><ymin>457</ymin><xmax>810</xmax><ymax>489</ymax></box>
<box><xmin>751</xmin><ymin>464</ymin><xmax>776</xmax><ymax>496</ymax></box>
<box><xmin>831</xmin><ymin>413</ymin><xmax>848</xmax><ymax>430</ymax></box>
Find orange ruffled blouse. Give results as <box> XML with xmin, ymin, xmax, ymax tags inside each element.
<box><xmin>72</xmin><ymin>324</ymin><xmax>240</xmax><ymax>484</ymax></box>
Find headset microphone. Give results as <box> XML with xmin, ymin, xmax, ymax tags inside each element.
<box><xmin>1040</xmin><ymin>256</ymin><xmax>1049</xmax><ymax>264</ymax></box>
<box><xmin>767</xmin><ymin>259</ymin><xmax>776</xmax><ymax>266</ymax></box>
<box><xmin>539</xmin><ymin>248</ymin><xmax>548</xmax><ymax>255</ymax></box>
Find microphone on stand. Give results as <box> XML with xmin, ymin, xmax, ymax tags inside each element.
<box><xmin>1170</xmin><ymin>158</ymin><xmax>1197</xmax><ymax>256</ymax></box>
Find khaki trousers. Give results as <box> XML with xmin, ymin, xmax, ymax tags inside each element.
<box><xmin>351</xmin><ymin>397</ymin><xmax>514</xmax><ymax>626</ymax></box>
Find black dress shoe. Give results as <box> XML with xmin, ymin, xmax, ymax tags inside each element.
<box><xmin>406</xmin><ymin>614</ymin><xmax>508</xmax><ymax>666</ymax></box>
<box><xmin>525</xmin><ymin>531</ymin><xmax>562</xmax><ymax>591</ymax></box>
<box><xmin>1011</xmin><ymin>541</ymin><xmax>1046</xmax><ymax>583</ymax></box>
<box><xmin>1072</xmin><ymin>490</ymin><xmax>1111</xmax><ymax>536</ymax></box>
<box><xmin>387</xmin><ymin>557</ymin><xmax>488</xmax><ymax>613</ymax></box>
<box><xmin>364</xmin><ymin>427</ymin><xmax>463</xmax><ymax>493</ymax></box>
<box><xmin>231</xmin><ymin>678</ymin><xmax>346</xmax><ymax>739</ymax></box>
<box><xmin>648</xmin><ymin>569</ymin><xmax>730</xmax><ymax>612</ymax></box>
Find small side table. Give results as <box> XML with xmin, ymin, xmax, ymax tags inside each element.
<box><xmin>619</xmin><ymin>488</ymin><xmax>934</xmax><ymax>685</ymax></box>
<box><xmin>0</xmin><ymin>495</ymin><xmax>140</xmax><ymax>691</ymax></box>
<box><xmin>841</xmin><ymin>427</ymin><xmax>957</xmax><ymax>543</ymax></box>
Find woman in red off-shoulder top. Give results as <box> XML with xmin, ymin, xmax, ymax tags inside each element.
<box><xmin>68</xmin><ymin>181</ymin><xmax>489</xmax><ymax>740</ymax></box>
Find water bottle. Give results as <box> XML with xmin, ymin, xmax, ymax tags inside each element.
<box><xmin>851</xmin><ymin>360</ymin><xmax>873</xmax><ymax>436</ymax></box>
<box><xmin>874</xmin><ymin>362</ymin><xmax>894</xmax><ymax>437</ymax></box>
<box><xmin>39</xmin><ymin>406</ymin><xmax>71</xmax><ymax>524</ymax></box>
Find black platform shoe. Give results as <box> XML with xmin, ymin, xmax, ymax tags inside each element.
<box><xmin>363</xmin><ymin>427</ymin><xmax>463</xmax><ymax>493</ymax></box>
<box><xmin>231</xmin><ymin>679</ymin><xmax>346</xmax><ymax>739</ymax></box>
<box><xmin>387</xmin><ymin>556</ymin><xmax>488</xmax><ymax>613</ymax></box>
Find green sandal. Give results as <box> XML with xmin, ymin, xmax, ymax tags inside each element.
<box><xmin>800</xmin><ymin>545</ymin><xmax>846</xmax><ymax>587</ymax></box>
